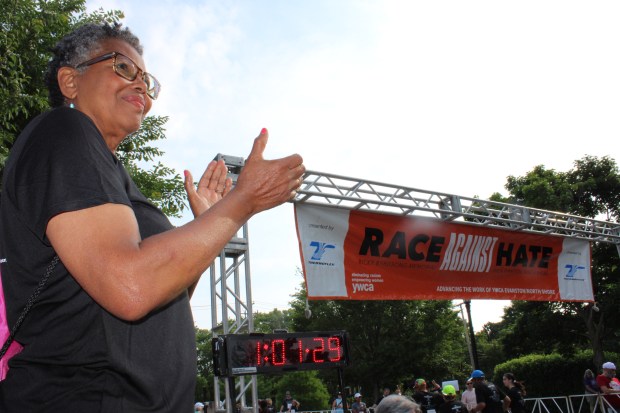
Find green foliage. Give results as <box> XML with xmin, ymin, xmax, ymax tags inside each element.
<box><xmin>501</xmin><ymin>301</ymin><xmax>586</xmax><ymax>357</ymax></box>
<box><xmin>475</xmin><ymin>326</ymin><xmax>506</xmax><ymax>379</ymax></box>
<box><xmin>569</xmin><ymin>156</ymin><xmax>620</xmax><ymax>220</ymax></box>
<box><xmin>490</xmin><ymin>155</ymin><xmax>620</xmax><ymax>369</ymax></box>
<box><xmin>257</xmin><ymin>374</ymin><xmax>282</xmax><ymax>405</ymax></box>
<box><xmin>491</xmin><ymin>350</ymin><xmax>620</xmax><ymax>398</ymax></box>
<box><xmin>0</xmin><ymin>0</ymin><xmax>121</xmax><ymax>169</ymax></box>
<box><xmin>195</xmin><ymin>327</ymin><xmax>215</xmax><ymax>401</ymax></box>
<box><xmin>288</xmin><ymin>284</ymin><xmax>470</xmax><ymax>402</ymax></box>
<box><xmin>0</xmin><ymin>0</ymin><xmax>186</xmax><ymax>217</ymax></box>
<box><xmin>274</xmin><ymin>371</ymin><xmax>330</xmax><ymax>411</ymax></box>
<box><xmin>253</xmin><ymin>308</ymin><xmax>295</xmax><ymax>333</ymax></box>
<box><xmin>504</xmin><ymin>165</ymin><xmax>574</xmax><ymax>212</ymax></box>
<box><xmin>118</xmin><ymin>116</ymin><xmax>187</xmax><ymax>217</ymax></box>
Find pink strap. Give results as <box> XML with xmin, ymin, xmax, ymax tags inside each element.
<box><xmin>0</xmin><ymin>267</ymin><xmax>23</xmax><ymax>380</ymax></box>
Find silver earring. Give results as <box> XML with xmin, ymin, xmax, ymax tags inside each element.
<box><xmin>69</xmin><ymin>102</ymin><xmax>75</xmax><ymax>109</ymax></box>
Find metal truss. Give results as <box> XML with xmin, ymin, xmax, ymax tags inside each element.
<box><xmin>208</xmin><ymin>165</ymin><xmax>620</xmax><ymax>411</ymax></box>
<box><xmin>210</xmin><ymin>155</ymin><xmax>257</xmax><ymax>413</ymax></box>
<box><xmin>295</xmin><ymin>170</ymin><xmax>620</xmax><ymax>247</ymax></box>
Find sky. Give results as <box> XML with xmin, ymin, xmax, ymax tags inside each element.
<box><xmin>86</xmin><ymin>0</ymin><xmax>620</xmax><ymax>332</ymax></box>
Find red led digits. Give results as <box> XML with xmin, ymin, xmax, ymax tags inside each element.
<box><xmin>224</xmin><ymin>332</ymin><xmax>348</xmax><ymax>375</ymax></box>
<box><xmin>272</xmin><ymin>339</ymin><xmax>286</xmax><ymax>366</ymax></box>
<box><xmin>311</xmin><ymin>337</ymin><xmax>325</xmax><ymax>363</ymax></box>
<box><xmin>328</xmin><ymin>337</ymin><xmax>342</xmax><ymax>361</ymax></box>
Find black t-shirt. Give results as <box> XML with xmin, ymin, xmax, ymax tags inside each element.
<box><xmin>505</xmin><ymin>387</ymin><xmax>525</xmax><ymax>413</ymax></box>
<box><xmin>414</xmin><ymin>390</ymin><xmax>443</xmax><ymax>412</ymax></box>
<box><xmin>473</xmin><ymin>382</ymin><xmax>501</xmax><ymax>413</ymax></box>
<box><xmin>0</xmin><ymin>108</ymin><xmax>196</xmax><ymax>412</ymax></box>
<box><xmin>438</xmin><ymin>400</ymin><xmax>468</xmax><ymax>413</ymax></box>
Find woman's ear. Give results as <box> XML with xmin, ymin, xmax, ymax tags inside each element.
<box><xmin>57</xmin><ymin>66</ymin><xmax>79</xmax><ymax>101</ymax></box>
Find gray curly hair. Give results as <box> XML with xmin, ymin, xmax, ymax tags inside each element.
<box><xmin>376</xmin><ymin>396</ymin><xmax>421</xmax><ymax>413</ymax></box>
<box><xmin>45</xmin><ymin>22</ymin><xmax>143</xmax><ymax>108</ymax></box>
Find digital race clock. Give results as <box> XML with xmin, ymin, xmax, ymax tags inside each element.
<box><xmin>213</xmin><ymin>331</ymin><xmax>350</xmax><ymax>376</ymax></box>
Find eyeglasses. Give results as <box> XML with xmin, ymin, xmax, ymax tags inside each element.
<box><xmin>76</xmin><ymin>51</ymin><xmax>161</xmax><ymax>100</ymax></box>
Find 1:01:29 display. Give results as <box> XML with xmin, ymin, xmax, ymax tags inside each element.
<box><xmin>253</xmin><ymin>336</ymin><xmax>343</xmax><ymax>366</ymax></box>
<box><xmin>215</xmin><ymin>331</ymin><xmax>350</xmax><ymax>375</ymax></box>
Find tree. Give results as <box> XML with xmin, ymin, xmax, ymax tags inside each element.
<box><xmin>0</xmin><ymin>0</ymin><xmax>187</xmax><ymax>216</ymax></box>
<box><xmin>195</xmin><ymin>327</ymin><xmax>215</xmax><ymax>402</ymax></box>
<box><xmin>288</xmin><ymin>286</ymin><xmax>469</xmax><ymax>403</ymax></box>
<box><xmin>490</xmin><ymin>155</ymin><xmax>620</xmax><ymax>368</ymax></box>
<box><xmin>252</xmin><ymin>308</ymin><xmax>295</xmax><ymax>333</ymax></box>
<box><xmin>116</xmin><ymin>116</ymin><xmax>187</xmax><ymax>217</ymax></box>
<box><xmin>1</xmin><ymin>0</ymin><xmax>118</xmax><ymax>167</ymax></box>
<box><xmin>274</xmin><ymin>370</ymin><xmax>330</xmax><ymax>411</ymax></box>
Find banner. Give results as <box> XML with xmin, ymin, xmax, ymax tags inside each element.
<box><xmin>294</xmin><ymin>204</ymin><xmax>593</xmax><ymax>302</ymax></box>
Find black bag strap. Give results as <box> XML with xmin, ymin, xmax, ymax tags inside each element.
<box><xmin>0</xmin><ymin>255</ymin><xmax>60</xmax><ymax>359</ymax></box>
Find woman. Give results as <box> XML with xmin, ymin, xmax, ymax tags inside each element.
<box><xmin>333</xmin><ymin>391</ymin><xmax>345</xmax><ymax>413</ymax></box>
<box><xmin>0</xmin><ymin>23</ymin><xmax>304</xmax><ymax>411</ymax></box>
<box><xmin>502</xmin><ymin>373</ymin><xmax>526</xmax><ymax>413</ymax></box>
<box><xmin>583</xmin><ymin>369</ymin><xmax>600</xmax><ymax>413</ymax></box>
<box><xmin>460</xmin><ymin>379</ymin><xmax>477</xmax><ymax>412</ymax></box>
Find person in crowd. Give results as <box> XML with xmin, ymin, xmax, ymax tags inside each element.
<box><xmin>281</xmin><ymin>391</ymin><xmax>301</xmax><ymax>413</ymax></box>
<box><xmin>376</xmin><ymin>395</ymin><xmax>422</xmax><ymax>413</ymax></box>
<box><xmin>333</xmin><ymin>391</ymin><xmax>345</xmax><ymax>413</ymax></box>
<box><xmin>375</xmin><ymin>388</ymin><xmax>392</xmax><ymax>408</ymax></box>
<box><xmin>461</xmin><ymin>378</ymin><xmax>478</xmax><ymax>412</ymax></box>
<box><xmin>352</xmin><ymin>392</ymin><xmax>368</xmax><ymax>413</ymax></box>
<box><xmin>195</xmin><ymin>402</ymin><xmax>205</xmax><ymax>412</ymax></box>
<box><xmin>0</xmin><ymin>22</ymin><xmax>304</xmax><ymax>412</ymax></box>
<box><xmin>438</xmin><ymin>385</ymin><xmax>468</xmax><ymax>413</ymax></box>
<box><xmin>596</xmin><ymin>362</ymin><xmax>620</xmax><ymax>412</ymax></box>
<box><xmin>469</xmin><ymin>370</ymin><xmax>502</xmax><ymax>413</ymax></box>
<box><xmin>266</xmin><ymin>398</ymin><xmax>276</xmax><ymax>413</ymax></box>
<box><xmin>501</xmin><ymin>373</ymin><xmax>526</xmax><ymax>413</ymax></box>
<box><xmin>413</xmin><ymin>378</ymin><xmax>443</xmax><ymax>413</ymax></box>
<box><xmin>584</xmin><ymin>369</ymin><xmax>601</xmax><ymax>413</ymax></box>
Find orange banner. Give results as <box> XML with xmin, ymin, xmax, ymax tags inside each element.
<box><xmin>295</xmin><ymin>204</ymin><xmax>593</xmax><ymax>302</ymax></box>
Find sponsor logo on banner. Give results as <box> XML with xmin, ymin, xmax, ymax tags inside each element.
<box><xmin>309</xmin><ymin>241</ymin><xmax>335</xmax><ymax>261</ymax></box>
<box><xmin>563</xmin><ymin>264</ymin><xmax>586</xmax><ymax>279</ymax></box>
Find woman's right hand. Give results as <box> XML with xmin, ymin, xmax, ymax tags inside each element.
<box><xmin>233</xmin><ymin>128</ymin><xmax>304</xmax><ymax>216</ymax></box>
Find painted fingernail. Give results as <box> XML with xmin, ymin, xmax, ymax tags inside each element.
<box><xmin>184</xmin><ymin>170</ymin><xmax>189</xmax><ymax>178</ymax></box>
<box><xmin>261</xmin><ymin>128</ymin><xmax>267</xmax><ymax>135</ymax></box>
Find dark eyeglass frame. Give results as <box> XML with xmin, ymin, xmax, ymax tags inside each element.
<box><xmin>75</xmin><ymin>51</ymin><xmax>161</xmax><ymax>100</ymax></box>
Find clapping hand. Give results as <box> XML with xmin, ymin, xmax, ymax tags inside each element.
<box><xmin>184</xmin><ymin>160</ymin><xmax>233</xmax><ymax>217</ymax></box>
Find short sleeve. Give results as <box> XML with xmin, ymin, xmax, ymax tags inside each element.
<box><xmin>8</xmin><ymin>108</ymin><xmax>131</xmax><ymax>240</ymax></box>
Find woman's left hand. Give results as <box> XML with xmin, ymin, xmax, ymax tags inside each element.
<box><xmin>184</xmin><ymin>160</ymin><xmax>233</xmax><ymax>217</ymax></box>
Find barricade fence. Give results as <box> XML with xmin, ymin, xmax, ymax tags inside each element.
<box><xmin>211</xmin><ymin>394</ymin><xmax>620</xmax><ymax>413</ymax></box>
<box><xmin>527</xmin><ymin>394</ymin><xmax>619</xmax><ymax>413</ymax></box>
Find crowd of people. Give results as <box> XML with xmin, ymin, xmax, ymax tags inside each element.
<box><xmin>227</xmin><ymin>370</ymin><xmax>524</xmax><ymax>413</ymax></box>
<box><xmin>366</xmin><ymin>370</ymin><xmax>525</xmax><ymax>413</ymax></box>
<box><xmin>583</xmin><ymin>361</ymin><xmax>620</xmax><ymax>413</ymax></box>
<box><xmin>197</xmin><ymin>361</ymin><xmax>620</xmax><ymax>413</ymax></box>
<box><xmin>276</xmin><ymin>370</ymin><xmax>526</xmax><ymax>413</ymax></box>
<box><xmin>348</xmin><ymin>370</ymin><xmax>526</xmax><ymax>413</ymax></box>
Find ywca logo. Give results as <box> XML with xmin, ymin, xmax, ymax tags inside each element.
<box><xmin>309</xmin><ymin>241</ymin><xmax>335</xmax><ymax>261</ymax></box>
<box><xmin>564</xmin><ymin>264</ymin><xmax>585</xmax><ymax>278</ymax></box>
